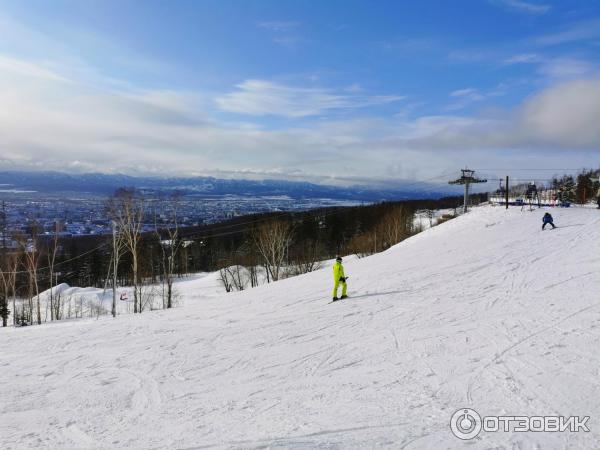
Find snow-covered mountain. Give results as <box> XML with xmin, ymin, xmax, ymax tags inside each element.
<box><xmin>2</xmin><ymin>205</ymin><xmax>600</xmax><ymax>449</ymax></box>
<box><xmin>0</xmin><ymin>170</ymin><xmax>456</xmax><ymax>201</ymax></box>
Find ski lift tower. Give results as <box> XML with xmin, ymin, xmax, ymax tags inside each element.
<box><xmin>449</xmin><ymin>168</ymin><xmax>487</xmax><ymax>213</ymax></box>
<box><xmin>523</xmin><ymin>182</ymin><xmax>540</xmax><ymax>211</ymax></box>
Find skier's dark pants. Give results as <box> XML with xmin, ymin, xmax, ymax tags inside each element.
<box><xmin>542</xmin><ymin>222</ymin><xmax>556</xmax><ymax>230</ymax></box>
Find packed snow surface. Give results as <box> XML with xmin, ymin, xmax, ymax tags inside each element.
<box><xmin>2</xmin><ymin>206</ymin><xmax>600</xmax><ymax>449</ymax></box>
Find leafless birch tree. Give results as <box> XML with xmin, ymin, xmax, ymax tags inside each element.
<box><xmin>251</xmin><ymin>219</ymin><xmax>293</xmax><ymax>282</ymax></box>
<box><xmin>46</xmin><ymin>222</ymin><xmax>60</xmax><ymax>321</ymax></box>
<box><xmin>155</xmin><ymin>193</ymin><xmax>183</xmax><ymax>309</ymax></box>
<box><xmin>17</xmin><ymin>227</ymin><xmax>41</xmax><ymax>324</ymax></box>
<box><xmin>108</xmin><ymin>188</ymin><xmax>145</xmax><ymax>313</ymax></box>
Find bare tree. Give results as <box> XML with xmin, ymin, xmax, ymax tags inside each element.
<box><xmin>0</xmin><ymin>253</ymin><xmax>18</xmax><ymax>326</ymax></box>
<box><xmin>110</xmin><ymin>220</ymin><xmax>127</xmax><ymax>318</ymax></box>
<box><xmin>251</xmin><ymin>219</ymin><xmax>293</xmax><ymax>282</ymax></box>
<box><xmin>0</xmin><ymin>258</ymin><xmax>14</xmax><ymax>327</ymax></box>
<box><xmin>425</xmin><ymin>209</ymin><xmax>434</xmax><ymax>228</ymax></box>
<box><xmin>218</xmin><ymin>263</ymin><xmax>234</xmax><ymax>293</ymax></box>
<box><xmin>218</xmin><ymin>250</ymin><xmax>249</xmax><ymax>292</ymax></box>
<box><xmin>107</xmin><ymin>188</ymin><xmax>145</xmax><ymax>313</ymax></box>
<box><xmin>287</xmin><ymin>239</ymin><xmax>323</xmax><ymax>276</ymax></box>
<box><xmin>346</xmin><ymin>231</ymin><xmax>377</xmax><ymax>258</ymax></box>
<box><xmin>239</xmin><ymin>243</ymin><xmax>259</xmax><ymax>288</ymax></box>
<box><xmin>346</xmin><ymin>205</ymin><xmax>413</xmax><ymax>257</ymax></box>
<box><xmin>247</xmin><ymin>264</ymin><xmax>259</xmax><ymax>288</ymax></box>
<box><xmin>376</xmin><ymin>205</ymin><xmax>413</xmax><ymax>249</ymax></box>
<box><xmin>17</xmin><ymin>227</ymin><xmax>42</xmax><ymax>324</ymax></box>
<box><xmin>155</xmin><ymin>193</ymin><xmax>183</xmax><ymax>309</ymax></box>
<box><xmin>46</xmin><ymin>221</ymin><xmax>61</xmax><ymax>321</ymax></box>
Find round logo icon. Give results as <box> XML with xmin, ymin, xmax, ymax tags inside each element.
<box><xmin>450</xmin><ymin>408</ymin><xmax>482</xmax><ymax>440</ymax></box>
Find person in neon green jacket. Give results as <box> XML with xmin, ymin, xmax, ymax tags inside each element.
<box><xmin>332</xmin><ymin>256</ymin><xmax>347</xmax><ymax>301</ymax></box>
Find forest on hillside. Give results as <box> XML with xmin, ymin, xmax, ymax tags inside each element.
<box><xmin>0</xmin><ymin>188</ymin><xmax>488</xmax><ymax>326</ymax></box>
<box><xmin>4</xmin><ymin>167</ymin><xmax>600</xmax><ymax>327</ymax></box>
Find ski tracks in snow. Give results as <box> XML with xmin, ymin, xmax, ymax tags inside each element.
<box><xmin>4</xmin><ymin>206</ymin><xmax>600</xmax><ymax>449</ymax></box>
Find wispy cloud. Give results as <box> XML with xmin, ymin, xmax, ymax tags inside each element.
<box><xmin>537</xmin><ymin>57</ymin><xmax>597</xmax><ymax>79</ymax></box>
<box><xmin>0</xmin><ymin>10</ymin><xmax>173</xmax><ymax>87</ymax></box>
<box><xmin>2</xmin><ymin>4</ymin><xmax>600</xmax><ymax>186</ymax></box>
<box><xmin>491</xmin><ymin>0</ymin><xmax>550</xmax><ymax>14</ymax></box>
<box><xmin>450</xmin><ymin>88</ymin><xmax>486</xmax><ymax>100</ymax></box>
<box><xmin>503</xmin><ymin>53</ymin><xmax>543</xmax><ymax>64</ymax></box>
<box><xmin>215</xmin><ymin>80</ymin><xmax>404</xmax><ymax>117</ymax></box>
<box><xmin>446</xmin><ymin>86</ymin><xmax>505</xmax><ymax>110</ymax></box>
<box><xmin>2</xmin><ymin>53</ymin><xmax>599</xmax><ymax>184</ymax></box>
<box><xmin>533</xmin><ymin>19</ymin><xmax>600</xmax><ymax>46</ymax></box>
<box><xmin>257</xmin><ymin>20</ymin><xmax>306</xmax><ymax>48</ymax></box>
<box><xmin>257</xmin><ymin>21</ymin><xmax>299</xmax><ymax>31</ymax></box>
<box><xmin>272</xmin><ymin>35</ymin><xmax>307</xmax><ymax>49</ymax></box>
<box><xmin>0</xmin><ymin>54</ymin><xmax>69</xmax><ymax>81</ymax></box>
<box><xmin>345</xmin><ymin>83</ymin><xmax>363</xmax><ymax>93</ymax></box>
<box><xmin>504</xmin><ymin>52</ymin><xmax>598</xmax><ymax>80</ymax></box>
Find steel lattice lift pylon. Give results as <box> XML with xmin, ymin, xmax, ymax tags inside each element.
<box><xmin>522</xmin><ymin>182</ymin><xmax>541</xmax><ymax>211</ymax></box>
<box><xmin>449</xmin><ymin>168</ymin><xmax>487</xmax><ymax>213</ymax></box>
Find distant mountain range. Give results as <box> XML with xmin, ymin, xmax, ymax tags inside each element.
<box><xmin>0</xmin><ymin>171</ymin><xmax>458</xmax><ymax>202</ymax></box>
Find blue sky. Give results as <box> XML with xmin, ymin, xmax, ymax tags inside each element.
<box><xmin>0</xmin><ymin>0</ymin><xmax>599</xmax><ymax>187</ymax></box>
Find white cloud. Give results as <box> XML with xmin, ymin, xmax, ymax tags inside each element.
<box><xmin>1</xmin><ymin>54</ymin><xmax>600</xmax><ymax>186</ymax></box>
<box><xmin>537</xmin><ymin>57</ymin><xmax>597</xmax><ymax>79</ymax></box>
<box><xmin>271</xmin><ymin>35</ymin><xmax>306</xmax><ymax>49</ymax></box>
<box><xmin>503</xmin><ymin>53</ymin><xmax>542</xmax><ymax>64</ymax></box>
<box><xmin>257</xmin><ymin>20</ymin><xmax>306</xmax><ymax>48</ymax></box>
<box><xmin>385</xmin><ymin>79</ymin><xmax>600</xmax><ymax>152</ymax></box>
<box><xmin>450</xmin><ymin>88</ymin><xmax>485</xmax><ymax>100</ymax></box>
<box><xmin>534</xmin><ymin>19</ymin><xmax>600</xmax><ymax>46</ymax></box>
<box><xmin>520</xmin><ymin>78</ymin><xmax>600</xmax><ymax>146</ymax></box>
<box><xmin>345</xmin><ymin>83</ymin><xmax>363</xmax><ymax>93</ymax></box>
<box><xmin>504</xmin><ymin>53</ymin><xmax>598</xmax><ymax>81</ymax></box>
<box><xmin>0</xmin><ymin>54</ymin><xmax>69</xmax><ymax>81</ymax></box>
<box><xmin>492</xmin><ymin>0</ymin><xmax>550</xmax><ymax>14</ymax></box>
<box><xmin>446</xmin><ymin>86</ymin><xmax>505</xmax><ymax>111</ymax></box>
<box><xmin>215</xmin><ymin>80</ymin><xmax>404</xmax><ymax>117</ymax></box>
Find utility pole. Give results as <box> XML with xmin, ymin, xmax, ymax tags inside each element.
<box><xmin>449</xmin><ymin>168</ymin><xmax>487</xmax><ymax>213</ymax></box>
<box><xmin>1</xmin><ymin>201</ymin><xmax>6</xmax><ymax>250</ymax></box>
<box><xmin>111</xmin><ymin>220</ymin><xmax>118</xmax><ymax>318</ymax></box>
<box><xmin>0</xmin><ymin>201</ymin><xmax>7</xmax><ymax>327</ymax></box>
<box><xmin>505</xmin><ymin>176</ymin><xmax>509</xmax><ymax>209</ymax></box>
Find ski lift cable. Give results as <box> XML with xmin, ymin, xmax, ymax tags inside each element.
<box><xmin>0</xmin><ymin>169</ymin><xmax>459</xmax><ymax>274</ymax></box>
<box><xmin>155</xmin><ymin>171</ymin><xmax>455</xmax><ymax>237</ymax></box>
<box><xmin>473</xmin><ymin>168</ymin><xmax>586</xmax><ymax>171</ymax></box>
<box><xmin>178</xmin><ymin>170</ymin><xmax>456</xmax><ymax>240</ymax></box>
<box><xmin>2</xmin><ymin>171</ymin><xmax>449</xmax><ymax>273</ymax></box>
<box><xmin>0</xmin><ymin>241</ymin><xmax>110</xmax><ymax>275</ymax></box>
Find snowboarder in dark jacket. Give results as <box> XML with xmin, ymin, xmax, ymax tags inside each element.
<box><xmin>542</xmin><ymin>212</ymin><xmax>556</xmax><ymax>230</ymax></box>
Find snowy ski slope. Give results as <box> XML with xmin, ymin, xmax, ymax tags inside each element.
<box><xmin>2</xmin><ymin>205</ymin><xmax>600</xmax><ymax>449</ymax></box>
